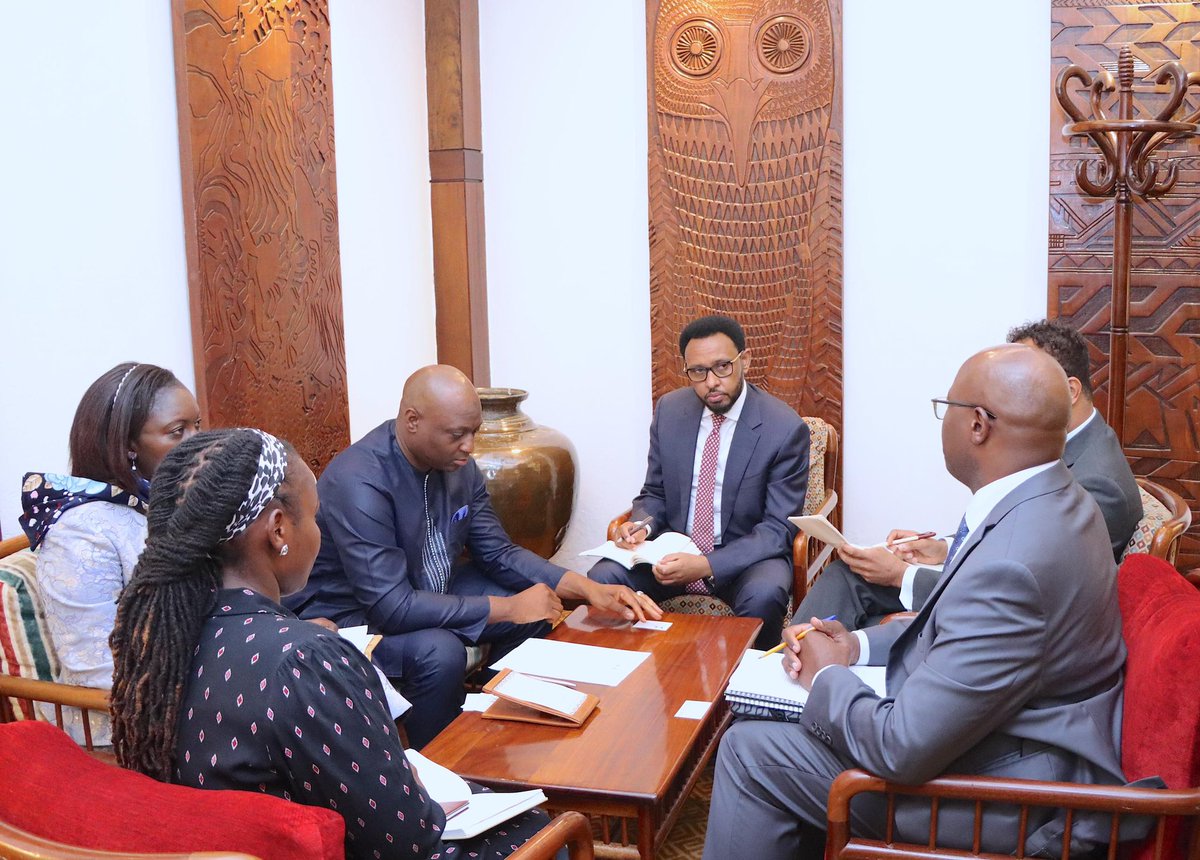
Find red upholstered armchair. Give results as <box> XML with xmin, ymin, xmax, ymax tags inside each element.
<box><xmin>826</xmin><ymin>554</ymin><xmax>1200</xmax><ymax>859</ymax></box>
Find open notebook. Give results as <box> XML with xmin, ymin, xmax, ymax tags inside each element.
<box><xmin>404</xmin><ymin>750</ymin><xmax>547</xmax><ymax>840</ymax></box>
<box><xmin>725</xmin><ymin>649</ymin><xmax>887</xmax><ymax>722</ymax></box>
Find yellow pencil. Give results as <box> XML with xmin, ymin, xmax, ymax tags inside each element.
<box><xmin>758</xmin><ymin>615</ymin><xmax>837</xmax><ymax>658</ymax></box>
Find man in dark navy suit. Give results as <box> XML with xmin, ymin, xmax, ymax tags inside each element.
<box><xmin>286</xmin><ymin>365</ymin><xmax>660</xmax><ymax>747</ymax></box>
<box><xmin>590</xmin><ymin>315</ymin><xmax>811</xmax><ymax>650</ymax></box>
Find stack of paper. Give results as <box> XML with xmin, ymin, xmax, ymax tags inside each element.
<box><xmin>490</xmin><ymin>638</ymin><xmax>650</xmax><ymax>686</ymax></box>
<box><xmin>404</xmin><ymin>750</ymin><xmax>548</xmax><ymax>840</ymax></box>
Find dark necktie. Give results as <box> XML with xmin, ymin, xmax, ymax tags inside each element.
<box><xmin>421</xmin><ymin>473</ymin><xmax>452</xmax><ymax>594</ymax></box>
<box><xmin>687</xmin><ymin>414</ymin><xmax>726</xmax><ymax>595</ymax></box>
<box><xmin>943</xmin><ymin>516</ymin><xmax>970</xmax><ymax>569</ymax></box>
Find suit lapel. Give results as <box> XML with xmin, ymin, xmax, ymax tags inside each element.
<box><xmin>720</xmin><ymin>385</ymin><xmax>762</xmax><ymax>533</ymax></box>
<box><xmin>669</xmin><ymin>395</ymin><xmax>705</xmax><ymax>525</ymax></box>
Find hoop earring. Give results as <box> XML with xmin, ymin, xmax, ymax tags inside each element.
<box><xmin>280</xmin><ymin>544</ymin><xmax>289</xmax><ymax>557</ymax></box>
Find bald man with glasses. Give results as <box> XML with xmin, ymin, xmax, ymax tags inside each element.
<box><xmin>588</xmin><ymin>314</ymin><xmax>811</xmax><ymax>650</ymax></box>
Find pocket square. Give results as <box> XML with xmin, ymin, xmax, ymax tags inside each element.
<box><xmin>451</xmin><ymin>505</ymin><xmax>469</xmax><ymax>523</ymax></box>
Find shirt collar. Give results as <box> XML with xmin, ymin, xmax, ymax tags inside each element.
<box><xmin>705</xmin><ymin>383</ymin><xmax>748</xmax><ymax>425</ymax></box>
<box><xmin>210</xmin><ymin>587</ymin><xmax>295</xmax><ymax>619</ymax></box>
<box><xmin>1066</xmin><ymin>407</ymin><xmax>1098</xmax><ymax>443</ymax></box>
<box><xmin>963</xmin><ymin>460</ymin><xmax>1058</xmax><ymax>534</ymax></box>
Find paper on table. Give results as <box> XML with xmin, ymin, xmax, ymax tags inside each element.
<box><xmin>674</xmin><ymin>700</ymin><xmax>712</xmax><ymax>720</ymax></box>
<box><xmin>463</xmin><ymin>693</ymin><xmax>498</xmax><ymax>712</ymax></box>
<box><xmin>493</xmin><ymin>671</ymin><xmax>588</xmax><ymax>715</ymax></box>
<box><xmin>490</xmin><ymin>638</ymin><xmax>650</xmax><ymax>686</ymax></box>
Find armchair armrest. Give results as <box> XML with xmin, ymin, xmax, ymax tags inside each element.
<box><xmin>510</xmin><ymin>812</ymin><xmax>594</xmax><ymax>860</ymax></box>
<box><xmin>0</xmin><ymin>818</ymin><xmax>257</xmax><ymax>859</ymax></box>
<box><xmin>827</xmin><ymin>768</ymin><xmax>1200</xmax><ymax>860</ymax></box>
<box><xmin>0</xmin><ymin>675</ymin><xmax>111</xmax><ymax>752</ymax></box>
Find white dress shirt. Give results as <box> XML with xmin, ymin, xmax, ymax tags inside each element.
<box><xmin>684</xmin><ymin>386</ymin><xmax>748</xmax><ymax>545</ymax></box>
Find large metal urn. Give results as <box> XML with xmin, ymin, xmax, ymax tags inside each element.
<box><xmin>471</xmin><ymin>388</ymin><xmax>578</xmax><ymax>559</ymax></box>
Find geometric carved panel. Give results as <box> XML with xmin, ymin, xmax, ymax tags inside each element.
<box><xmin>172</xmin><ymin>0</ymin><xmax>350</xmax><ymax>474</ymax></box>
<box><xmin>1050</xmin><ymin>1</ymin><xmax>1200</xmax><ymax>567</ymax></box>
<box><xmin>647</xmin><ymin>0</ymin><xmax>843</xmax><ymax>433</ymax></box>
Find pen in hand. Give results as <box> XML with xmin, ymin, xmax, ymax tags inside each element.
<box><xmin>618</xmin><ymin>516</ymin><xmax>653</xmax><ymax>545</ymax></box>
<box><xmin>759</xmin><ymin>615</ymin><xmax>837</xmax><ymax>658</ymax></box>
<box><xmin>887</xmin><ymin>531</ymin><xmax>936</xmax><ymax>547</ymax></box>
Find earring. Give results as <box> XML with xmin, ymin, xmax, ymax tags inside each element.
<box><xmin>280</xmin><ymin>544</ymin><xmax>289</xmax><ymax>556</ymax></box>
<box><xmin>128</xmin><ymin>452</ymin><xmax>138</xmax><ymax>474</ymax></box>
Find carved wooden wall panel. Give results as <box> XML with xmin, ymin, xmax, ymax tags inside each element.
<box><xmin>647</xmin><ymin>0</ymin><xmax>843</xmax><ymax>431</ymax></box>
<box><xmin>173</xmin><ymin>0</ymin><xmax>350</xmax><ymax>473</ymax></box>
<box><xmin>1049</xmin><ymin>1</ymin><xmax>1200</xmax><ymax>567</ymax></box>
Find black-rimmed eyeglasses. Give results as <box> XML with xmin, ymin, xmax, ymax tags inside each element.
<box><xmin>931</xmin><ymin>398</ymin><xmax>998</xmax><ymax>420</ymax></box>
<box><xmin>684</xmin><ymin>352</ymin><xmax>744</xmax><ymax>383</ymax></box>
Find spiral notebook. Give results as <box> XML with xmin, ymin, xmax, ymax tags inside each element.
<box><xmin>725</xmin><ymin>649</ymin><xmax>887</xmax><ymax>722</ymax></box>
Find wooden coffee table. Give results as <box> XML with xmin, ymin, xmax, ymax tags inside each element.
<box><xmin>422</xmin><ymin>607</ymin><xmax>760</xmax><ymax>859</ymax></box>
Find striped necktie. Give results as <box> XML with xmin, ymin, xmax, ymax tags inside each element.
<box><xmin>687</xmin><ymin>414</ymin><xmax>726</xmax><ymax>595</ymax></box>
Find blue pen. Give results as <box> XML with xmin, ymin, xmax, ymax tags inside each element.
<box><xmin>758</xmin><ymin>615</ymin><xmax>837</xmax><ymax>658</ymax></box>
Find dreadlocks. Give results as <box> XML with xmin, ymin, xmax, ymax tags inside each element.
<box><xmin>109</xmin><ymin>428</ymin><xmax>269</xmax><ymax>781</ymax></box>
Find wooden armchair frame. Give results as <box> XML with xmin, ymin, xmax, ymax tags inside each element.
<box><xmin>510</xmin><ymin>812</ymin><xmax>594</xmax><ymax>860</ymax></box>
<box><xmin>0</xmin><ymin>819</ymin><xmax>257</xmax><ymax>860</ymax></box>
<box><xmin>1135</xmin><ymin>478</ymin><xmax>1192</xmax><ymax>565</ymax></box>
<box><xmin>826</xmin><ymin>769</ymin><xmax>1200</xmax><ymax>860</ymax></box>
<box><xmin>0</xmin><ymin>674</ymin><xmax>111</xmax><ymax>753</ymax></box>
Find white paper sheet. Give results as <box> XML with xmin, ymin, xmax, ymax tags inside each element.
<box><xmin>463</xmin><ymin>693</ymin><xmax>498</xmax><ymax>712</ymax></box>
<box><xmin>490</xmin><ymin>638</ymin><xmax>651</xmax><ymax>686</ymax></box>
<box><xmin>674</xmin><ymin>700</ymin><xmax>712</xmax><ymax>719</ymax></box>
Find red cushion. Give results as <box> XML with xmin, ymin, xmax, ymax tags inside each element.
<box><xmin>0</xmin><ymin>721</ymin><xmax>344</xmax><ymax>859</ymax></box>
<box><xmin>1117</xmin><ymin>554</ymin><xmax>1200</xmax><ymax>860</ymax></box>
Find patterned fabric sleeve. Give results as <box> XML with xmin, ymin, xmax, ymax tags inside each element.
<box><xmin>264</xmin><ymin>635</ymin><xmax>447</xmax><ymax>860</ymax></box>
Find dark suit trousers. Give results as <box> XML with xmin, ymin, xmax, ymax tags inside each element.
<box><xmin>792</xmin><ymin>559</ymin><xmax>907</xmax><ymax>631</ymax></box>
<box><xmin>370</xmin><ymin>563</ymin><xmax>550</xmax><ymax>749</ymax></box>
<box><xmin>589</xmin><ymin>556</ymin><xmax>791</xmax><ymax>650</ymax></box>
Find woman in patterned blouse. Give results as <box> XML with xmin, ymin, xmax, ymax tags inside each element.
<box><xmin>109</xmin><ymin>428</ymin><xmax>548</xmax><ymax>860</ymax></box>
<box><xmin>19</xmin><ymin>362</ymin><xmax>200</xmax><ymax>744</ymax></box>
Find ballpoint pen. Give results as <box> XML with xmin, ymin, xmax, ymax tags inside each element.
<box><xmin>759</xmin><ymin>615</ymin><xmax>838</xmax><ymax>658</ymax></box>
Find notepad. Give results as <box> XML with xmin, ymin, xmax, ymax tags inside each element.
<box><xmin>481</xmin><ymin>669</ymin><xmax>599</xmax><ymax>727</ymax></box>
<box><xmin>724</xmin><ymin>650</ymin><xmax>887</xmax><ymax>722</ymax></box>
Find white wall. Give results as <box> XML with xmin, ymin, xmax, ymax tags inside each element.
<box><xmin>478</xmin><ymin>1</ymin><xmax>653</xmax><ymax>569</ymax></box>
<box><xmin>0</xmin><ymin>2</ymin><xmax>193</xmax><ymax>538</ymax></box>
<box><xmin>330</xmin><ymin>0</ymin><xmax>438</xmax><ymax>439</ymax></box>
<box><xmin>840</xmin><ymin>0</ymin><xmax>1051</xmax><ymax>541</ymax></box>
<box><xmin>0</xmin><ymin>0</ymin><xmax>1054</xmax><ymax>554</ymax></box>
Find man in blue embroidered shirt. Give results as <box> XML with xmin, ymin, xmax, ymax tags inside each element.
<box><xmin>287</xmin><ymin>365</ymin><xmax>660</xmax><ymax>747</ymax></box>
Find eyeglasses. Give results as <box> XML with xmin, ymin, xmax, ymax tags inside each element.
<box><xmin>931</xmin><ymin>398</ymin><xmax>998</xmax><ymax>420</ymax></box>
<box><xmin>684</xmin><ymin>352</ymin><xmax>744</xmax><ymax>383</ymax></box>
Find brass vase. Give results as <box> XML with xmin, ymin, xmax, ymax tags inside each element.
<box><xmin>472</xmin><ymin>388</ymin><xmax>578</xmax><ymax>559</ymax></box>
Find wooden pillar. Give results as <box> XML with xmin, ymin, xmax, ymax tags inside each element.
<box><xmin>172</xmin><ymin>0</ymin><xmax>350</xmax><ymax>474</ymax></box>
<box><xmin>425</xmin><ymin>0</ymin><xmax>490</xmax><ymax>384</ymax></box>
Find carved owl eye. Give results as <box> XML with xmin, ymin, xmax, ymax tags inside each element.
<box><xmin>669</xmin><ymin>18</ymin><xmax>723</xmax><ymax>78</ymax></box>
<box><xmin>757</xmin><ymin>16</ymin><xmax>811</xmax><ymax>74</ymax></box>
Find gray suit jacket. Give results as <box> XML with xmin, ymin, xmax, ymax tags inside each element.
<box><xmin>802</xmin><ymin>463</ymin><xmax>1128</xmax><ymax>854</ymax></box>
<box><xmin>910</xmin><ymin>413</ymin><xmax>1141</xmax><ymax>609</ymax></box>
<box><xmin>1064</xmin><ymin>412</ymin><xmax>1142</xmax><ymax>558</ymax></box>
<box><xmin>630</xmin><ymin>383</ymin><xmax>810</xmax><ymax>587</ymax></box>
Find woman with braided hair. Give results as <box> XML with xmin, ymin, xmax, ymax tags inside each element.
<box><xmin>110</xmin><ymin>428</ymin><xmax>548</xmax><ymax>860</ymax></box>
<box><xmin>20</xmin><ymin>362</ymin><xmax>200</xmax><ymax>744</ymax></box>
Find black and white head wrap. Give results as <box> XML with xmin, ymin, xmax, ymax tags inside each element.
<box><xmin>220</xmin><ymin>429</ymin><xmax>288</xmax><ymax>543</ymax></box>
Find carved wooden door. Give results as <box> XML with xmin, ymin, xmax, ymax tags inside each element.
<box><xmin>1050</xmin><ymin>1</ymin><xmax>1200</xmax><ymax>566</ymax></box>
<box><xmin>646</xmin><ymin>0</ymin><xmax>843</xmax><ymax>430</ymax></box>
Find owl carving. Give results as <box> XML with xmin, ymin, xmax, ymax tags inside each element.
<box><xmin>649</xmin><ymin>0</ymin><xmax>841</xmax><ymax>420</ymax></box>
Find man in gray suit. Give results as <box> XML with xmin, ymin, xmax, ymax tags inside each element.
<box><xmin>795</xmin><ymin>318</ymin><xmax>1141</xmax><ymax>630</ymax></box>
<box><xmin>703</xmin><ymin>344</ymin><xmax>1131</xmax><ymax>859</ymax></box>
<box><xmin>589</xmin><ymin>315</ymin><xmax>810</xmax><ymax>650</ymax></box>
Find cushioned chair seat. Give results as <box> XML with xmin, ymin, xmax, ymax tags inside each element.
<box><xmin>0</xmin><ymin>547</ymin><xmax>57</xmax><ymax>720</ymax></box>
<box><xmin>0</xmin><ymin>721</ymin><xmax>345</xmax><ymax>860</ymax></box>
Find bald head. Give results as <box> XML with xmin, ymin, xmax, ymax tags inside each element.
<box><xmin>942</xmin><ymin>344</ymin><xmax>1071</xmax><ymax>491</ymax></box>
<box><xmin>396</xmin><ymin>365</ymin><xmax>482</xmax><ymax>472</ymax></box>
